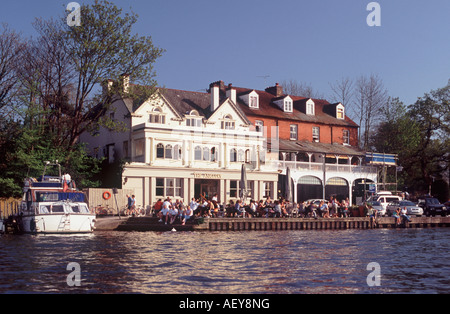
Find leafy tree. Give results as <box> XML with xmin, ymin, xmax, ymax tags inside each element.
<box><xmin>0</xmin><ymin>1</ymin><xmax>163</xmax><ymax>197</ymax></box>
<box><xmin>22</xmin><ymin>0</ymin><xmax>164</xmax><ymax>152</ymax></box>
<box><xmin>370</xmin><ymin>97</ymin><xmax>421</xmax><ymax>191</ymax></box>
<box><xmin>408</xmin><ymin>82</ymin><xmax>449</xmax><ymax>195</ymax></box>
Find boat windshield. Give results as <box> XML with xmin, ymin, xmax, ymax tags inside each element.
<box><xmin>39</xmin><ymin>204</ymin><xmax>65</xmax><ymax>214</ymax></box>
<box><xmin>39</xmin><ymin>203</ymin><xmax>90</xmax><ymax>214</ymax></box>
<box><xmin>69</xmin><ymin>204</ymin><xmax>90</xmax><ymax>214</ymax></box>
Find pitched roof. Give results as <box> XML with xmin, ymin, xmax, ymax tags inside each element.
<box><xmin>124</xmin><ymin>81</ymin><xmax>358</xmax><ymax>128</ymax></box>
<box><xmin>233</xmin><ymin>86</ymin><xmax>358</xmax><ymax>128</ymax></box>
<box><xmin>271</xmin><ymin>139</ymin><xmax>366</xmax><ymax>156</ymax></box>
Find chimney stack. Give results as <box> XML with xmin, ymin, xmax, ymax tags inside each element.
<box><xmin>121</xmin><ymin>74</ymin><xmax>130</xmax><ymax>93</ymax></box>
<box><xmin>226</xmin><ymin>83</ymin><xmax>236</xmax><ymax>104</ymax></box>
<box><xmin>102</xmin><ymin>79</ymin><xmax>114</xmax><ymax>96</ymax></box>
<box><xmin>209</xmin><ymin>81</ymin><xmax>224</xmax><ymax>112</ymax></box>
<box><xmin>265</xmin><ymin>83</ymin><xmax>283</xmax><ymax>97</ymax></box>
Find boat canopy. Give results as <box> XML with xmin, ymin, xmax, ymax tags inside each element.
<box><xmin>35</xmin><ymin>192</ymin><xmax>86</xmax><ymax>203</ymax></box>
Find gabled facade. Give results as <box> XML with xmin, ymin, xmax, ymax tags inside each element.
<box><xmin>81</xmin><ymin>80</ymin><xmax>279</xmax><ymax>208</ymax></box>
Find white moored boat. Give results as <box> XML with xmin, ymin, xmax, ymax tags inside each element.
<box><xmin>16</xmin><ymin>161</ymin><xmax>96</xmax><ymax>234</ymax></box>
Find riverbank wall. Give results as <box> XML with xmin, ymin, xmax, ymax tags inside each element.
<box><xmin>95</xmin><ymin>216</ymin><xmax>450</xmax><ymax>232</ymax></box>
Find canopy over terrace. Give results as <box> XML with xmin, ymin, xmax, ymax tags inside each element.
<box><xmin>266</xmin><ymin>139</ymin><xmax>378</xmax><ymax>204</ymax></box>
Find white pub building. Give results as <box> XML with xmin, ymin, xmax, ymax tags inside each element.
<box><xmin>81</xmin><ymin>78</ymin><xmax>279</xmax><ymax>207</ymax></box>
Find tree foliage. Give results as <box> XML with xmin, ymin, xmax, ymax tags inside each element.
<box><xmin>0</xmin><ymin>0</ymin><xmax>163</xmax><ymax>197</ymax></box>
<box><xmin>370</xmin><ymin>82</ymin><xmax>450</xmax><ymax>200</ymax></box>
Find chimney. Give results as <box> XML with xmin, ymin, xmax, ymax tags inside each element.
<box><xmin>209</xmin><ymin>81</ymin><xmax>222</xmax><ymax>112</ymax></box>
<box><xmin>265</xmin><ymin>83</ymin><xmax>283</xmax><ymax>97</ymax></box>
<box><xmin>226</xmin><ymin>83</ymin><xmax>236</xmax><ymax>104</ymax></box>
<box><xmin>121</xmin><ymin>74</ymin><xmax>130</xmax><ymax>93</ymax></box>
<box><xmin>102</xmin><ymin>79</ymin><xmax>114</xmax><ymax>96</ymax></box>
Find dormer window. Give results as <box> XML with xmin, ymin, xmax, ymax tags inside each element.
<box><xmin>284</xmin><ymin>99</ymin><xmax>293</xmax><ymax>112</ymax></box>
<box><xmin>306</xmin><ymin>99</ymin><xmax>315</xmax><ymax>115</ymax></box>
<box><xmin>274</xmin><ymin>96</ymin><xmax>293</xmax><ymax>113</ymax></box>
<box><xmin>239</xmin><ymin>90</ymin><xmax>259</xmax><ymax>109</ymax></box>
<box><xmin>336</xmin><ymin>104</ymin><xmax>345</xmax><ymax>119</ymax></box>
<box><xmin>250</xmin><ymin>96</ymin><xmax>258</xmax><ymax>108</ymax></box>
<box><xmin>149</xmin><ymin>107</ymin><xmax>166</xmax><ymax>124</ymax></box>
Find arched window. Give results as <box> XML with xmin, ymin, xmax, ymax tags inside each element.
<box><xmin>230</xmin><ymin>148</ymin><xmax>237</xmax><ymax>162</ymax></box>
<box><xmin>221</xmin><ymin>114</ymin><xmax>235</xmax><ymax>130</ymax></box>
<box><xmin>149</xmin><ymin>107</ymin><xmax>166</xmax><ymax>124</ymax></box>
<box><xmin>165</xmin><ymin>144</ymin><xmax>173</xmax><ymax>159</ymax></box>
<box><xmin>156</xmin><ymin>143</ymin><xmax>164</xmax><ymax>159</ymax></box>
<box><xmin>210</xmin><ymin>147</ymin><xmax>217</xmax><ymax>162</ymax></box>
<box><xmin>194</xmin><ymin>146</ymin><xmax>202</xmax><ymax>161</ymax></box>
<box><xmin>173</xmin><ymin>145</ymin><xmax>181</xmax><ymax>160</ymax></box>
<box><xmin>245</xmin><ymin>149</ymin><xmax>251</xmax><ymax>163</ymax></box>
<box><xmin>237</xmin><ymin>149</ymin><xmax>244</xmax><ymax>162</ymax></box>
<box><xmin>186</xmin><ymin>110</ymin><xmax>202</xmax><ymax>127</ymax></box>
<box><xmin>202</xmin><ymin>147</ymin><xmax>210</xmax><ymax>161</ymax></box>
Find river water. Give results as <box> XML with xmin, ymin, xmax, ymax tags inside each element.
<box><xmin>1</xmin><ymin>228</ymin><xmax>449</xmax><ymax>294</ymax></box>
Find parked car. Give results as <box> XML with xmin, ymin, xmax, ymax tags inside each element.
<box><xmin>386</xmin><ymin>200</ymin><xmax>423</xmax><ymax>217</ymax></box>
<box><xmin>418</xmin><ymin>197</ymin><xmax>448</xmax><ymax>217</ymax></box>
<box><xmin>366</xmin><ymin>194</ymin><xmax>402</xmax><ymax>211</ymax></box>
<box><xmin>365</xmin><ymin>201</ymin><xmax>385</xmax><ymax>216</ymax></box>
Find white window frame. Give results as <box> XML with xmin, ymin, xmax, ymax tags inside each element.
<box><xmin>290</xmin><ymin>124</ymin><xmax>298</xmax><ymax>140</ymax></box>
<box><xmin>312</xmin><ymin>127</ymin><xmax>320</xmax><ymax>142</ymax></box>
<box><xmin>343</xmin><ymin>130</ymin><xmax>350</xmax><ymax>145</ymax></box>
<box><xmin>306</xmin><ymin>100</ymin><xmax>315</xmax><ymax>115</ymax></box>
<box><xmin>149</xmin><ymin>107</ymin><xmax>166</xmax><ymax>124</ymax></box>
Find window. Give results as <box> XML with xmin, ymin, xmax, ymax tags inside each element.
<box><xmin>290</xmin><ymin>125</ymin><xmax>298</xmax><ymax>140</ymax></box>
<box><xmin>312</xmin><ymin>127</ymin><xmax>320</xmax><ymax>142</ymax></box>
<box><xmin>165</xmin><ymin>144</ymin><xmax>173</xmax><ymax>159</ymax></box>
<box><xmin>156</xmin><ymin>178</ymin><xmax>183</xmax><ymax>198</ymax></box>
<box><xmin>343</xmin><ymin>130</ymin><xmax>350</xmax><ymax>145</ymax></box>
<box><xmin>337</xmin><ymin>107</ymin><xmax>345</xmax><ymax>119</ymax></box>
<box><xmin>247</xmin><ymin>181</ymin><xmax>254</xmax><ymax>199</ymax></box>
<box><xmin>156</xmin><ymin>143</ymin><xmax>164</xmax><ymax>159</ymax></box>
<box><xmin>263</xmin><ymin>181</ymin><xmax>273</xmax><ymax>198</ymax></box>
<box><xmin>250</xmin><ymin>96</ymin><xmax>259</xmax><ymax>108</ymax></box>
<box><xmin>237</xmin><ymin>149</ymin><xmax>245</xmax><ymax>162</ymax></box>
<box><xmin>135</xmin><ymin>139</ymin><xmax>145</xmax><ymax>157</ymax></box>
<box><xmin>202</xmin><ymin>147</ymin><xmax>210</xmax><ymax>161</ymax></box>
<box><xmin>306</xmin><ymin>101</ymin><xmax>315</xmax><ymax>115</ymax></box>
<box><xmin>245</xmin><ymin>149</ymin><xmax>251</xmax><ymax>163</ymax></box>
<box><xmin>255</xmin><ymin>120</ymin><xmax>264</xmax><ymax>133</ymax></box>
<box><xmin>156</xmin><ymin>178</ymin><xmax>164</xmax><ymax>196</ymax></box>
<box><xmin>173</xmin><ymin>145</ymin><xmax>181</xmax><ymax>160</ymax></box>
<box><xmin>149</xmin><ymin>107</ymin><xmax>165</xmax><ymax>124</ymax></box>
<box><xmin>210</xmin><ymin>147</ymin><xmax>218</xmax><ymax>162</ymax></box>
<box><xmin>230</xmin><ymin>181</ymin><xmax>238</xmax><ymax>198</ymax></box>
<box><xmin>221</xmin><ymin>115</ymin><xmax>235</xmax><ymax>130</ymax></box>
<box><xmin>194</xmin><ymin>146</ymin><xmax>202</xmax><ymax>161</ymax></box>
<box><xmin>230</xmin><ymin>148</ymin><xmax>237</xmax><ymax>162</ymax></box>
<box><xmin>186</xmin><ymin>118</ymin><xmax>202</xmax><ymax>127</ymax></box>
<box><xmin>166</xmin><ymin>178</ymin><xmax>174</xmax><ymax>196</ymax></box>
<box><xmin>284</xmin><ymin>100</ymin><xmax>293</xmax><ymax>112</ymax></box>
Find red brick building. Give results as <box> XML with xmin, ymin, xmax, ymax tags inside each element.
<box><xmin>210</xmin><ymin>80</ymin><xmax>377</xmax><ymax>203</ymax></box>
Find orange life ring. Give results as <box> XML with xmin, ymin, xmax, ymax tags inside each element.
<box><xmin>103</xmin><ymin>191</ymin><xmax>112</xmax><ymax>200</ymax></box>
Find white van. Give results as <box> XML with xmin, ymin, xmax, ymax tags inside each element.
<box><xmin>367</xmin><ymin>193</ymin><xmax>402</xmax><ymax>211</ymax></box>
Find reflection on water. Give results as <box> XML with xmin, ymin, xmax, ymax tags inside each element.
<box><xmin>1</xmin><ymin>229</ymin><xmax>449</xmax><ymax>293</ymax></box>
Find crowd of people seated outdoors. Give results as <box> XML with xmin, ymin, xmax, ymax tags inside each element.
<box><xmin>152</xmin><ymin>193</ymin><xmax>357</xmax><ymax>225</ymax></box>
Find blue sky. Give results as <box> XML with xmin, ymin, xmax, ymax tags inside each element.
<box><xmin>1</xmin><ymin>0</ymin><xmax>449</xmax><ymax>107</ymax></box>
